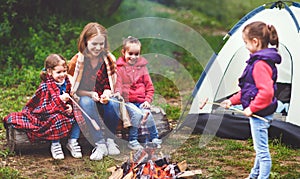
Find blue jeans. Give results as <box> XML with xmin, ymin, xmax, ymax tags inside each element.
<box><xmin>78</xmin><ymin>96</ymin><xmax>106</xmax><ymax>144</ymax></box>
<box><xmin>126</xmin><ymin>102</ymin><xmax>158</xmax><ymax>142</ymax></box>
<box><xmin>52</xmin><ymin>119</ymin><xmax>80</xmax><ymax>144</ymax></box>
<box><xmin>69</xmin><ymin>122</ymin><xmax>80</xmax><ymax>139</ymax></box>
<box><xmin>97</xmin><ymin>97</ymin><xmax>120</xmax><ymax>139</ymax></box>
<box><xmin>249</xmin><ymin>114</ymin><xmax>273</xmax><ymax>179</ymax></box>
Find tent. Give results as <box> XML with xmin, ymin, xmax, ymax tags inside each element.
<box><xmin>181</xmin><ymin>1</ymin><xmax>300</xmax><ymax>148</ymax></box>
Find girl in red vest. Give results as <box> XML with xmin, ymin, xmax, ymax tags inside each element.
<box><xmin>222</xmin><ymin>21</ymin><xmax>281</xmax><ymax>179</ymax></box>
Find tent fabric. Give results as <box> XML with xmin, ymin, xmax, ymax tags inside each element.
<box><xmin>186</xmin><ymin>1</ymin><xmax>300</xmax><ymax>149</ymax></box>
<box><xmin>190</xmin><ymin>1</ymin><xmax>300</xmax><ymax>126</ymax></box>
<box><xmin>182</xmin><ymin>113</ymin><xmax>300</xmax><ymax>148</ymax></box>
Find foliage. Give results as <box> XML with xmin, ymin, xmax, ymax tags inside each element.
<box><xmin>0</xmin><ymin>167</ymin><xmax>21</xmax><ymax>179</ymax></box>
<box><xmin>152</xmin><ymin>0</ymin><xmax>282</xmax><ymax>29</ymax></box>
<box><xmin>0</xmin><ymin>17</ymin><xmax>82</xmax><ymax>68</ymax></box>
<box><xmin>0</xmin><ymin>0</ymin><xmax>122</xmax><ymax>69</ymax></box>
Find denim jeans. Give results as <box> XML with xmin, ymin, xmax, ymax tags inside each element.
<box><xmin>249</xmin><ymin>114</ymin><xmax>273</xmax><ymax>179</ymax></box>
<box><xmin>52</xmin><ymin>119</ymin><xmax>80</xmax><ymax>144</ymax></box>
<box><xmin>69</xmin><ymin>122</ymin><xmax>80</xmax><ymax>139</ymax></box>
<box><xmin>97</xmin><ymin>97</ymin><xmax>120</xmax><ymax>139</ymax></box>
<box><xmin>78</xmin><ymin>96</ymin><xmax>105</xmax><ymax>144</ymax></box>
<box><xmin>126</xmin><ymin>102</ymin><xmax>158</xmax><ymax>142</ymax></box>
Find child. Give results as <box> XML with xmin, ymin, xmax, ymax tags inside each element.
<box><xmin>114</xmin><ymin>36</ymin><xmax>162</xmax><ymax>150</ymax></box>
<box><xmin>221</xmin><ymin>21</ymin><xmax>281</xmax><ymax>179</ymax></box>
<box><xmin>3</xmin><ymin>54</ymin><xmax>82</xmax><ymax>160</ymax></box>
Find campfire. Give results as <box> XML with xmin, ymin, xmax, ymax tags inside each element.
<box><xmin>108</xmin><ymin>144</ymin><xmax>202</xmax><ymax>179</ymax></box>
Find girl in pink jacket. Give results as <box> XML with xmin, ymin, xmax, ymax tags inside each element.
<box><xmin>115</xmin><ymin>36</ymin><xmax>161</xmax><ymax>150</ymax></box>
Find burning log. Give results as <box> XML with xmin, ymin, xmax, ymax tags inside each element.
<box><xmin>107</xmin><ymin>146</ymin><xmax>202</xmax><ymax>179</ymax></box>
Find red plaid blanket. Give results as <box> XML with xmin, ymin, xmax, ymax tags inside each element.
<box><xmin>3</xmin><ymin>75</ymin><xmax>76</xmax><ymax>142</ymax></box>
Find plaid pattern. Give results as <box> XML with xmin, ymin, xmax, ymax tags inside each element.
<box><xmin>3</xmin><ymin>76</ymin><xmax>75</xmax><ymax>142</ymax></box>
<box><xmin>94</xmin><ymin>61</ymin><xmax>111</xmax><ymax>96</ymax></box>
<box><xmin>68</xmin><ymin>52</ymin><xmax>116</xmax><ymax>94</ymax></box>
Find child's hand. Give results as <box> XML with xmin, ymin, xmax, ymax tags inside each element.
<box><xmin>243</xmin><ymin>107</ymin><xmax>253</xmax><ymax>117</ymax></box>
<box><xmin>65</xmin><ymin>104</ymin><xmax>73</xmax><ymax>114</ymax></box>
<box><xmin>220</xmin><ymin>100</ymin><xmax>231</xmax><ymax>109</ymax></box>
<box><xmin>60</xmin><ymin>93</ymin><xmax>70</xmax><ymax>102</ymax></box>
<box><xmin>90</xmin><ymin>91</ymin><xmax>100</xmax><ymax>101</ymax></box>
<box><xmin>140</xmin><ymin>101</ymin><xmax>150</xmax><ymax>109</ymax></box>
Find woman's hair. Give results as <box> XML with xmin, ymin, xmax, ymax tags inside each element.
<box><xmin>40</xmin><ymin>54</ymin><xmax>68</xmax><ymax>81</ymax></box>
<box><xmin>243</xmin><ymin>21</ymin><xmax>279</xmax><ymax>48</ymax></box>
<box><xmin>77</xmin><ymin>22</ymin><xmax>109</xmax><ymax>54</ymax></box>
<box><xmin>122</xmin><ymin>36</ymin><xmax>142</xmax><ymax>52</ymax></box>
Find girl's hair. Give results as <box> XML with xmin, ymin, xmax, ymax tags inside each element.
<box><xmin>122</xmin><ymin>36</ymin><xmax>142</xmax><ymax>52</ymax></box>
<box><xmin>40</xmin><ymin>54</ymin><xmax>68</xmax><ymax>81</ymax></box>
<box><xmin>243</xmin><ymin>21</ymin><xmax>279</xmax><ymax>48</ymax></box>
<box><xmin>77</xmin><ymin>22</ymin><xmax>109</xmax><ymax>54</ymax></box>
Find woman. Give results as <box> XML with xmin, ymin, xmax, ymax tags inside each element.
<box><xmin>68</xmin><ymin>22</ymin><xmax>120</xmax><ymax>161</ymax></box>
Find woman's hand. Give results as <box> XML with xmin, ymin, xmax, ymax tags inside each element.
<box><xmin>112</xmin><ymin>92</ymin><xmax>122</xmax><ymax>101</ymax></box>
<box><xmin>140</xmin><ymin>101</ymin><xmax>151</xmax><ymax>109</ymax></box>
<box><xmin>99</xmin><ymin>89</ymin><xmax>112</xmax><ymax>104</ymax></box>
<box><xmin>100</xmin><ymin>94</ymin><xmax>109</xmax><ymax>104</ymax></box>
<box><xmin>90</xmin><ymin>91</ymin><xmax>100</xmax><ymax>101</ymax></box>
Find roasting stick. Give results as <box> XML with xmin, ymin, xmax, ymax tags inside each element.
<box><xmin>107</xmin><ymin>98</ymin><xmax>150</xmax><ymax>126</ymax></box>
<box><xmin>199</xmin><ymin>98</ymin><xmax>269</xmax><ymax>123</ymax></box>
<box><xmin>65</xmin><ymin>93</ymin><xmax>101</xmax><ymax>130</ymax></box>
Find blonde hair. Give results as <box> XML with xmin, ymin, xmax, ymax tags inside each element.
<box><xmin>40</xmin><ymin>54</ymin><xmax>68</xmax><ymax>81</ymax></box>
<box><xmin>77</xmin><ymin>22</ymin><xmax>109</xmax><ymax>55</ymax></box>
<box><xmin>243</xmin><ymin>21</ymin><xmax>279</xmax><ymax>48</ymax></box>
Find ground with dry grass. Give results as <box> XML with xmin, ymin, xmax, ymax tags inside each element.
<box><xmin>1</xmin><ymin>128</ymin><xmax>300</xmax><ymax>179</ymax></box>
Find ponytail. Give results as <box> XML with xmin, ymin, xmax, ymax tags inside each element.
<box><xmin>243</xmin><ymin>21</ymin><xmax>279</xmax><ymax>49</ymax></box>
<box><xmin>267</xmin><ymin>24</ymin><xmax>279</xmax><ymax>48</ymax></box>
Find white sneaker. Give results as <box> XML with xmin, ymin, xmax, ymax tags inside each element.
<box><xmin>128</xmin><ymin>140</ymin><xmax>144</xmax><ymax>150</ymax></box>
<box><xmin>51</xmin><ymin>143</ymin><xmax>64</xmax><ymax>160</ymax></box>
<box><xmin>90</xmin><ymin>143</ymin><xmax>108</xmax><ymax>160</ymax></box>
<box><xmin>152</xmin><ymin>138</ymin><xmax>162</xmax><ymax>148</ymax></box>
<box><xmin>106</xmin><ymin>138</ymin><xmax>120</xmax><ymax>155</ymax></box>
<box><xmin>66</xmin><ymin>142</ymin><xmax>82</xmax><ymax>158</ymax></box>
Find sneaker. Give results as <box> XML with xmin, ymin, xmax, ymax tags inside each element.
<box><xmin>66</xmin><ymin>142</ymin><xmax>82</xmax><ymax>158</ymax></box>
<box><xmin>106</xmin><ymin>138</ymin><xmax>120</xmax><ymax>155</ymax></box>
<box><xmin>51</xmin><ymin>143</ymin><xmax>64</xmax><ymax>160</ymax></box>
<box><xmin>128</xmin><ymin>140</ymin><xmax>144</xmax><ymax>150</ymax></box>
<box><xmin>90</xmin><ymin>143</ymin><xmax>108</xmax><ymax>160</ymax></box>
<box><xmin>152</xmin><ymin>138</ymin><xmax>162</xmax><ymax>148</ymax></box>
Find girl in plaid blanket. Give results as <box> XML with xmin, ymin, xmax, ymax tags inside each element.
<box><xmin>3</xmin><ymin>54</ymin><xmax>82</xmax><ymax>160</ymax></box>
<box><xmin>68</xmin><ymin>22</ymin><xmax>121</xmax><ymax>160</ymax></box>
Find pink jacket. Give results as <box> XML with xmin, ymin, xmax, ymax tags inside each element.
<box><xmin>115</xmin><ymin>56</ymin><xmax>154</xmax><ymax>103</ymax></box>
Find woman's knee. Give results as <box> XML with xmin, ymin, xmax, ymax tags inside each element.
<box><xmin>79</xmin><ymin>96</ymin><xmax>94</xmax><ymax>106</ymax></box>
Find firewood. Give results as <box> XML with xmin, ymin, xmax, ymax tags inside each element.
<box><xmin>177</xmin><ymin>169</ymin><xmax>202</xmax><ymax>178</ymax></box>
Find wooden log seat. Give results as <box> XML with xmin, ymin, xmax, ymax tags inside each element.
<box><xmin>5</xmin><ymin>106</ymin><xmax>171</xmax><ymax>152</ymax></box>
